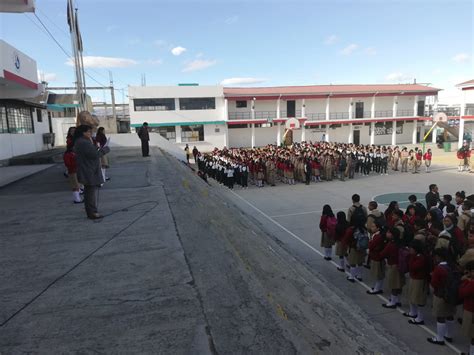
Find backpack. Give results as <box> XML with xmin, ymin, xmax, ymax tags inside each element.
<box><xmin>441</xmin><ymin>265</ymin><xmax>463</xmax><ymax>306</ymax></box>
<box><xmin>353</xmin><ymin>228</ymin><xmax>369</xmax><ymax>251</ymax></box>
<box><xmin>368</xmin><ymin>213</ymin><xmax>386</xmax><ymax>229</ymax></box>
<box><xmin>326</xmin><ymin>216</ymin><xmax>337</xmax><ymax>239</ymax></box>
<box><xmin>397</xmin><ymin>247</ymin><xmax>410</xmax><ymax>274</ymax></box>
<box><xmin>439</xmin><ymin>230</ymin><xmax>463</xmax><ymax>260</ymax></box>
<box><xmin>350</xmin><ymin>205</ymin><xmax>367</xmax><ymax>227</ymax></box>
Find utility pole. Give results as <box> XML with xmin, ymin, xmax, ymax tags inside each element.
<box><xmin>109</xmin><ymin>71</ymin><xmax>117</xmax><ymax>123</ymax></box>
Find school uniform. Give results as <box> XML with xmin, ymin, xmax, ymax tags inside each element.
<box><xmin>459</xmin><ymin>278</ymin><xmax>474</xmax><ymax>338</ymax></box>
<box><xmin>342</xmin><ymin>227</ymin><xmax>366</xmax><ymax>265</ymax></box>
<box><xmin>380</xmin><ymin>241</ymin><xmax>405</xmax><ymax>290</ymax></box>
<box><xmin>335</xmin><ymin>226</ymin><xmax>348</xmax><ymax>257</ymax></box>
<box><xmin>408</xmin><ymin>254</ymin><xmax>428</xmax><ymax>306</ymax></box>
<box><xmin>319</xmin><ymin>215</ymin><xmax>335</xmax><ymax>248</ymax></box>
<box><xmin>368</xmin><ymin>231</ymin><xmax>385</xmax><ymax>280</ymax></box>
<box><xmin>431</xmin><ymin>262</ymin><xmax>456</xmax><ymax>318</ymax></box>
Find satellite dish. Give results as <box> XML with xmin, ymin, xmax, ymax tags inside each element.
<box><xmin>433</xmin><ymin>112</ymin><xmax>448</xmax><ymax>122</ymax></box>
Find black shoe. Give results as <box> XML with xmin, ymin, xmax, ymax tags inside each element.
<box><xmin>73</xmin><ymin>200</ymin><xmax>84</xmax><ymax>204</ymax></box>
<box><xmin>346</xmin><ymin>276</ymin><xmax>355</xmax><ymax>283</ymax></box>
<box><xmin>363</xmin><ymin>264</ymin><xmax>371</xmax><ymax>269</ymax></box>
<box><xmin>356</xmin><ymin>276</ymin><xmax>363</xmax><ymax>282</ymax></box>
<box><xmin>408</xmin><ymin>319</ymin><xmax>424</xmax><ymax>325</ymax></box>
<box><xmin>105</xmin><ymin>177</ymin><xmax>110</xmax><ymax>181</ymax></box>
<box><xmin>337</xmin><ymin>267</ymin><xmax>345</xmax><ymax>272</ymax></box>
<box><xmin>458</xmin><ymin>317</ymin><xmax>463</xmax><ymax>325</ymax></box>
<box><xmin>444</xmin><ymin>336</ymin><xmax>453</xmax><ymax>343</ymax></box>
<box><xmin>427</xmin><ymin>337</ymin><xmax>445</xmax><ymax>345</ymax></box>
<box><xmin>324</xmin><ymin>257</ymin><xmax>332</xmax><ymax>261</ymax></box>
<box><xmin>402</xmin><ymin>312</ymin><xmax>417</xmax><ymax>318</ymax></box>
<box><xmin>87</xmin><ymin>213</ymin><xmax>103</xmax><ymax>220</ymax></box>
<box><xmin>382</xmin><ymin>303</ymin><xmax>397</xmax><ymax>309</ymax></box>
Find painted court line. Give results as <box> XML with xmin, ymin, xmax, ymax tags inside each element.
<box><xmin>229</xmin><ymin>189</ymin><xmax>462</xmax><ymax>354</ymax></box>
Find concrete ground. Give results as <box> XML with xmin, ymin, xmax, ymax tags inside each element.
<box><xmin>0</xmin><ymin>164</ymin><xmax>54</xmax><ymax>187</ymax></box>
<box><xmin>0</xmin><ymin>146</ymin><xmax>470</xmax><ymax>354</ymax></box>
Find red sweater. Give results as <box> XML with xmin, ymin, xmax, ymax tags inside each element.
<box><xmin>319</xmin><ymin>215</ymin><xmax>329</xmax><ymax>232</ymax></box>
<box><xmin>431</xmin><ymin>264</ymin><xmax>449</xmax><ymax>298</ymax></box>
<box><xmin>368</xmin><ymin>232</ymin><xmax>385</xmax><ymax>261</ymax></box>
<box><xmin>380</xmin><ymin>241</ymin><xmax>398</xmax><ymax>265</ymax></box>
<box><xmin>342</xmin><ymin>226</ymin><xmax>356</xmax><ymax>249</ymax></box>
<box><xmin>63</xmin><ymin>151</ymin><xmax>77</xmax><ymax>174</ymax></box>
<box><xmin>408</xmin><ymin>254</ymin><xmax>427</xmax><ymax>280</ymax></box>
<box><xmin>423</xmin><ymin>152</ymin><xmax>432</xmax><ymax>161</ymax></box>
<box><xmin>459</xmin><ymin>279</ymin><xmax>474</xmax><ymax>312</ymax></box>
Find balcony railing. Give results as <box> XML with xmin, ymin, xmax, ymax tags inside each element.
<box><xmin>465</xmin><ymin>108</ymin><xmax>474</xmax><ymax>115</ymax></box>
<box><xmin>255</xmin><ymin>111</ymin><xmax>277</xmax><ymax>119</ymax></box>
<box><xmin>396</xmin><ymin>109</ymin><xmax>414</xmax><ymax>117</ymax></box>
<box><xmin>305</xmin><ymin>112</ymin><xmax>326</xmax><ymax>120</ymax></box>
<box><xmin>353</xmin><ymin>111</ymin><xmax>372</xmax><ymax>119</ymax></box>
<box><xmin>329</xmin><ymin>112</ymin><xmax>350</xmax><ymax>119</ymax></box>
<box><xmin>374</xmin><ymin>110</ymin><xmax>393</xmax><ymax>118</ymax></box>
<box><xmin>280</xmin><ymin>110</ymin><xmax>302</xmax><ymax>118</ymax></box>
<box><xmin>229</xmin><ymin>112</ymin><xmax>251</xmax><ymax>120</ymax></box>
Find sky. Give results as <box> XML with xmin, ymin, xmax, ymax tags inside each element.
<box><xmin>0</xmin><ymin>0</ymin><xmax>473</xmax><ymax>104</ymax></box>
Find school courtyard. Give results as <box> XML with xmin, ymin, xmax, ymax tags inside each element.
<box><xmin>0</xmin><ymin>146</ymin><xmax>471</xmax><ymax>354</ymax></box>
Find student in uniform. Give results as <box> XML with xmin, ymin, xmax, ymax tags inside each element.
<box><xmin>427</xmin><ymin>248</ymin><xmax>456</xmax><ymax>346</ymax></box>
<box><xmin>344</xmin><ymin>221</ymin><xmax>368</xmax><ymax>283</ymax></box>
<box><xmin>334</xmin><ymin>211</ymin><xmax>350</xmax><ymax>272</ymax></box>
<box><xmin>63</xmin><ymin>145</ymin><xmax>82</xmax><ymax>204</ymax></box>
<box><xmin>367</xmin><ymin>220</ymin><xmax>386</xmax><ymax>295</ymax></box>
<box><xmin>423</xmin><ymin>148</ymin><xmax>432</xmax><ymax>173</ymax></box>
<box><xmin>405</xmin><ymin>239</ymin><xmax>428</xmax><ymax>325</ymax></box>
<box><xmin>319</xmin><ymin>205</ymin><xmax>337</xmax><ymax>260</ymax></box>
<box><xmin>458</xmin><ymin>259</ymin><xmax>474</xmax><ymax>355</ymax></box>
<box><xmin>381</xmin><ymin>227</ymin><xmax>405</xmax><ymax>308</ymax></box>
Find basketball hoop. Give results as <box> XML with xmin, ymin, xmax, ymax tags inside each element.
<box><xmin>433</xmin><ymin>112</ymin><xmax>448</xmax><ymax>122</ymax></box>
<box><xmin>285</xmin><ymin>117</ymin><xmax>300</xmax><ymax>130</ymax></box>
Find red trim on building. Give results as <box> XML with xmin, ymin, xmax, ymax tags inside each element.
<box><xmin>227</xmin><ymin>119</ymin><xmax>268</xmax><ymax>125</ymax></box>
<box><xmin>3</xmin><ymin>70</ymin><xmax>38</xmax><ymax>90</ymax></box>
<box><xmin>462</xmin><ymin>87</ymin><xmax>474</xmax><ymax>91</ymax></box>
<box><xmin>304</xmin><ymin>116</ymin><xmax>429</xmax><ymax>126</ymax></box>
<box><xmin>462</xmin><ymin>116</ymin><xmax>474</xmax><ymax>120</ymax></box>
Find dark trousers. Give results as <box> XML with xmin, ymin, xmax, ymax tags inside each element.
<box><xmin>141</xmin><ymin>140</ymin><xmax>149</xmax><ymax>157</ymax></box>
<box><xmin>84</xmin><ymin>185</ymin><xmax>99</xmax><ymax>216</ymax></box>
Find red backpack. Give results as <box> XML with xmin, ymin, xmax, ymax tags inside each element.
<box><xmin>326</xmin><ymin>216</ymin><xmax>337</xmax><ymax>239</ymax></box>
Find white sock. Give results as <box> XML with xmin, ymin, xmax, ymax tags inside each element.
<box><xmin>446</xmin><ymin>320</ymin><xmax>454</xmax><ymax>338</ymax></box>
<box><xmin>101</xmin><ymin>168</ymin><xmax>106</xmax><ymax>181</ymax></box>
<box><xmin>325</xmin><ymin>248</ymin><xmax>332</xmax><ymax>258</ymax></box>
<box><xmin>375</xmin><ymin>280</ymin><xmax>384</xmax><ymax>291</ymax></box>
<box><xmin>409</xmin><ymin>304</ymin><xmax>417</xmax><ymax>317</ymax></box>
<box><xmin>356</xmin><ymin>266</ymin><xmax>362</xmax><ymax>278</ymax></box>
<box><xmin>436</xmin><ymin>322</ymin><xmax>446</xmax><ymax>341</ymax></box>
<box><xmin>73</xmin><ymin>191</ymin><xmax>81</xmax><ymax>202</ymax></box>
<box><xmin>386</xmin><ymin>295</ymin><xmax>394</xmax><ymax>306</ymax></box>
<box><xmin>339</xmin><ymin>257</ymin><xmax>345</xmax><ymax>269</ymax></box>
<box><xmin>393</xmin><ymin>295</ymin><xmax>400</xmax><ymax>304</ymax></box>
<box><xmin>415</xmin><ymin>308</ymin><xmax>424</xmax><ymax>322</ymax></box>
<box><xmin>350</xmin><ymin>267</ymin><xmax>356</xmax><ymax>279</ymax></box>
<box><xmin>469</xmin><ymin>344</ymin><xmax>474</xmax><ymax>355</ymax></box>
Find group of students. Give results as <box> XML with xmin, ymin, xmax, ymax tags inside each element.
<box><xmin>319</xmin><ymin>187</ymin><xmax>474</xmax><ymax>352</ymax></box>
<box><xmin>195</xmin><ymin>142</ymin><xmax>434</xmax><ymax>189</ymax></box>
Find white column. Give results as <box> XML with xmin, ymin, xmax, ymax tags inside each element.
<box><xmin>412</xmin><ymin>120</ymin><xmax>417</xmax><ymax>144</ymax></box>
<box><xmin>251</xmin><ymin>98</ymin><xmax>255</xmax><ymax>120</ymax></box>
<box><xmin>277</xmin><ymin>122</ymin><xmax>281</xmax><ymax>146</ymax></box>
<box><xmin>325</xmin><ymin>96</ymin><xmax>330</xmax><ymax>142</ymax></box>
<box><xmin>348</xmin><ymin>123</ymin><xmax>353</xmax><ymax>143</ymax></box>
<box><xmin>276</xmin><ymin>98</ymin><xmax>281</xmax><ymax>120</ymax></box>
<box><xmin>432</xmin><ymin>95</ymin><xmax>438</xmax><ymax>143</ymax></box>
<box><xmin>459</xmin><ymin>89</ymin><xmax>466</xmax><ymax>149</ymax></box>
<box><xmin>420</xmin><ymin>125</ymin><xmax>425</xmax><ymax>143</ymax></box>
<box><xmin>325</xmin><ymin>96</ymin><xmax>330</xmax><ymax>120</ymax></box>
<box><xmin>223</xmin><ymin>124</ymin><xmax>228</xmax><ymax>148</ymax></box>
<box><xmin>175</xmin><ymin>98</ymin><xmax>180</xmax><ymax>111</ymax></box>
<box><xmin>371</xmin><ymin>95</ymin><xmax>376</xmax><ymax>118</ymax></box>
<box><xmin>413</xmin><ymin>95</ymin><xmax>418</xmax><ymax>117</ymax></box>
<box><xmin>391</xmin><ymin>121</ymin><xmax>397</xmax><ymax>146</ymax></box>
<box><xmin>175</xmin><ymin>125</ymin><xmax>182</xmax><ymax>143</ymax></box>
<box><xmin>224</xmin><ymin>98</ymin><xmax>229</xmax><ymax>121</ymax></box>
<box><xmin>392</xmin><ymin>96</ymin><xmax>398</xmax><ymax>117</ymax></box>
<box><xmin>370</xmin><ymin>122</ymin><xmax>375</xmax><ymax>145</ymax></box>
<box><xmin>251</xmin><ymin>123</ymin><xmax>255</xmax><ymax>148</ymax></box>
<box><xmin>348</xmin><ymin>97</ymin><xmax>353</xmax><ymax>119</ymax></box>
<box><xmin>301</xmin><ymin>123</ymin><xmax>306</xmax><ymax>142</ymax></box>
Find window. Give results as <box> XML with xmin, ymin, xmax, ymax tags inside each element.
<box><xmin>228</xmin><ymin>124</ymin><xmax>248</xmax><ymax>129</ymax></box>
<box><xmin>134</xmin><ymin>98</ymin><xmax>175</xmax><ymax>111</ymax></box>
<box><xmin>181</xmin><ymin>125</ymin><xmax>204</xmax><ymax>142</ymax></box>
<box><xmin>255</xmin><ymin>123</ymin><xmax>273</xmax><ymax>128</ymax></box>
<box><xmin>36</xmin><ymin>108</ymin><xmax>43</xmax><ymax>122</ymax></box>
<box><xmin>0</xmin><ymin>107</ymin><xmax>7</xmax><ymax>133</ymax></box>
<box><xmin>157</xmin><ymin>126</ymin><xmax>176</xmax><ymax>142</ymax></box>
<box><xmin>179</xmin><ymin>97</ymin><xmax>215</xmax><ymax>110</ymax></box>
<box><xmin>236</xmin><ymin>100</ymin><xmax>247</xmax><ymax>108</ymax></box>
<box><xmin>6</xmin><ymin>106</ymin><xmax>34</xmax><ymax>134</ymax></box>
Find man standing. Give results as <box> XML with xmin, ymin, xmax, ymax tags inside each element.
<box><xmin>138</xmin><ymin>122</ymin><xmax>150</xmax><ymax>157</ymax></box>
<box><xmin>425</xmin><ymin>184</ymin><xmax>440</xmax><ymax>209</ymax></box>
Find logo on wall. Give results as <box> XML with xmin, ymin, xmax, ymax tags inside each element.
<box><xmin>13</xmin><ymin>52</ymin><xmax>21</xmax><ymax>72</ymax></box>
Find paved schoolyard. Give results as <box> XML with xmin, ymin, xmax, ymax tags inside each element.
<box><xmin>217</xmin><ymin>166</ymin><xmax>473</xmax><ymax>355</ymax></box>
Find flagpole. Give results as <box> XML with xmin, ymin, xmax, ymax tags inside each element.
<box><xmin>75</xmin><ymin>7</ymin><xmax>87</xmax><ymax>111</ymax></box>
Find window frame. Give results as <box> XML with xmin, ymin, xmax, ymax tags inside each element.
<box><xmin>179</xmin><ymin>97</ymin><xmax>216</xmax><ymax>111</ymax></box>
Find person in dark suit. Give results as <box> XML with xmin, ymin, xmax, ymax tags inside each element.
<box><xmin>425</xmin><ymin>184</ymin><xmax>440</xmax><ymax>209</ymax></box>
<box><xmin>138</xmin><ymin>122</ymin><xmax>150</xmax><ymax>157</ymax></box>
<box><xmin>74</xmin><ymin>125</ymin><xmax>110</xmax><ymax>220</ymax></box>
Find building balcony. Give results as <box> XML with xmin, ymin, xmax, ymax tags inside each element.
<box><xmin>305</xmin><ymin>112</ymin><xmax>326</xmax><ymax>120</ymax></box>
<box><xmin>396</xmin><ymin>109</ymin><xmax>414</xmax><ymax>117</ymax></box>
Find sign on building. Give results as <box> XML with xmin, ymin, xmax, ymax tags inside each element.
<box><xmin>371</xmin><ymin>122</ymin><xmax>403</xmax><ymax>135</ymax></box>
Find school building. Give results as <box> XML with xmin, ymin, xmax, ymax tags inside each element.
<box><xmin>128</xmin><ymin>83</ymin><xmax>454</xmax><ymax>150</ymax></box>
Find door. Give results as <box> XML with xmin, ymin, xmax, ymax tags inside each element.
<box><xmin>353</xmin><ymin>130</ymin><xmax>360</xmax><ymax>145</ymax></box>
<box><xmin>287</xmin><ymin>100</ymin><xmax>296</xmax><ymax>117</ymax></box>
<box><xmin>355</xmin><ymin>102</ymin><xmax>364</xmax><ymax>118</ymax></box>
<box><xmin>417</xmin><ymin>100</ymin><xmax>425</xmax><ymax>116</ymax></box>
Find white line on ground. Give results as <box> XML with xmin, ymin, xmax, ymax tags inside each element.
<box><xmin>229</xmin><ymin>189</ymin><xmax>462</xmax><ymax>354</ymax></box>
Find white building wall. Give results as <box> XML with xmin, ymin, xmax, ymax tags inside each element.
<box><xmin>255</xmin><ymin>126</ymin><xmax>279</xmax><ymax>146</ymax></box>
<box><xmin>375</xmin><ymin>97</ymin><xmax>394</xmax><ymax>112</ymax></box>
<box><xmin>304</xmin><ymin>99</ymin><xmax>326</xmax><ymax>115</ymax></box>
<box><xmin>397</xmin><ymin>96</ymin><xmax>415</xmax><ymax>111</ymax></box>
<box><xmin>229</xmin><ymin>128</ymin><xmax>252</xmax><ymax>148</ymax></box>
<box><xmin>330</xmin><ymin>98</ymin><xmax>351</xmax><ymax>113</ymax></box>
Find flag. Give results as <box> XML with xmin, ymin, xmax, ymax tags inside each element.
<box><xmin>75</xmin><ymin>9</ymin><xmax>83</xmax><ymax>52</ymax></box>
<box><xmin>66</xmin><ymin>0</ymin><xmax>73</xmax><ymax>32</ymax></box>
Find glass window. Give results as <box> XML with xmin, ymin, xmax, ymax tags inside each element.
<box><xmin>181</xmin><ymin>125</ymin><xmax>204</xmax><ymax>142</ymax></box>
<box><xmin>0</xmin><ymin>106</ymin><xmax>8</xmax><ymax>133</ymax></box>
<box><xmin>157</xmin><ymin>126</ymin><xmax>176</xmax><ymax>142</ymax></box>
<box><xmin>236</xmin><ymin>100</ymin><xmax>247</xmax><ymax>108</ymax></box>
<box><xmin>134</xmin><ymin>98</ymin><xmax>175</xmax><ymax>111</ymax></box>
<box><xmin>179</xmin><ymin>98</ymin><xmax>215</xmax><ymax>110</ymax></box>
<box><xmin>255</xmin><ymin>123</ymin><xmax>273</xmax><ymax>128</ymax></box>
<box><xmin>36</xmin><ymin>108</ymin><xmax>43</xmax><ymax>122</ymax></box>
<box><xmin>6</xmin><ymin>106</ymin><xmax>34</xmax><ymax>134</ymax></box>
<box><xmin>228</xmin><ymin>124</ymin><xmax>248</xmax><ymax>129</ymax></box>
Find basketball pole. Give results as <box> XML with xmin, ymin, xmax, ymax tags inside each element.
<box><xmin>422</xmin><ymin>121</ymin><xmax>439</xmax><ymax>154</ymax></box>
